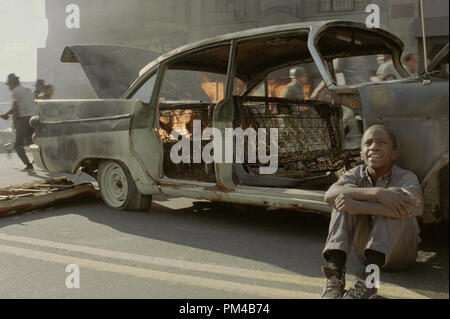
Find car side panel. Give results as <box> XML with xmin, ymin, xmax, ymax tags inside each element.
<box><xmin>359</xmin><ymin>80</ymin><xmax>449</xmax><ymax>183</ymax></box>
<box><xmin>32</xmin><ymin>99</ymin><xmax>160</xmax><ymax>194</ymax></box>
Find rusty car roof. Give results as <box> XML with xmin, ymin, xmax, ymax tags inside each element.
<box><xmin>138</xmin><ymin>20</ymin><xmax>404</xmax><ymax>77</ymax></box>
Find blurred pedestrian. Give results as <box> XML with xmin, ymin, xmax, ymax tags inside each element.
<box><xmin>34</xmin><ymin>79</ymin><xmax>45</xmax><ymax>99</ymax></box>
<box><xmin>376</xmin><ymin>54</ymin><xmax>401</xmax><ymax>81</ymax></box>
<box><xmin>335</xmin><ymin>56</ymin><xmax>375</xmax><ymax>85</ymax></box>
<box><xmin>34</xmin><ymin>79</ymin><xmax>54</xmax><ymax>99</ymax></box>
<box><xmin>281</xmin><ymin>67</ymin><xmax>309</xmax><ymax>100</ymax></box>
<box><xmin>402</xmin><ymin>53</ymin><xmax>419</xmax><ymax>76</ymax></box>
<box><xmin>0</xmin><ymin>74</ymin><xmax>36</xmax><ymax>171</ymax></box>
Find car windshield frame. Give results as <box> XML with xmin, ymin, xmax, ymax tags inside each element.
<box><xmin>129</xmin><ymin>21</ymin><xmax>409</xmax><ymax>99</ymax></box>
<box><xmin>308</xmin><ymin>23</ymin><xmax>410</xmax><ymax>91</ymax></box>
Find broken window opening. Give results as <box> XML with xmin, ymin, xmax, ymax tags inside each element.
<box><xmin>233</xmin><ymin>96</ymin><xmax>362</xmax><ymax>190</ymax></box>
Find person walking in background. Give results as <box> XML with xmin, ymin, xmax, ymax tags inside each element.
<box><xmin>0</xmin><ymin>74</ymin><xmax>37</xmax><ymax>171</ymax></box>
<box><xmin>34</xmin><ymin>79</ymin><xmax>54</xmax><ymax>100</ymax></box>
<box><xmin>281</xmin><ymin>67</ymin><xmax>309</xmax><ymax>100</ymax></box>
<box><xmin>34</xmin><ymin>79</ymin><xmax>45</xmax><ymax>99</ymax></box>
<box><xmin>402</xmin><ymin>53</ymin><xmax>419</xmax><ymax>76</ymax></box>
<box><xmin>335</xmin><ymin>56</ymin><xmax>375</xmax><ymax>85</ymax></box>
<box><xmin>376</xmin><ymin>54</ymin><xmax>401</xmax><ymax>81</ymax></box>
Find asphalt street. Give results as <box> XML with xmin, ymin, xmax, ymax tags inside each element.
<box><xmin>0</xmin><ymin>152</ymin><xmax>448</xmax><ymax>299</ymax></box>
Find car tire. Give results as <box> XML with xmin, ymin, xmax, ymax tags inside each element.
<box><xmin>98</xmin><ymin>160</ymin><xmax>152</xmax><ymax>211</ymax></box>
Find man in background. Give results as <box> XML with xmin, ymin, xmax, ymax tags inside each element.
<box><xmin>281</xmin><ymin>67</ymin><xmax>309</xmax><ymax>100</ymax></box>
<box><xmin>34</xmin><ymin>79</ymin><xmax>54</xmax><ymax>100</ymax></box>
<box><xmin>376</xmin><ymin>54</ymin><xmax>401</xmax><ymax>81</ymax></box>
<box><xmin>402</xmin><ymin>53</ymin><xmax>419</xmax><ymax>76</ymax></box>
<box><xmin>335</xmin><ymin>56</ymin><xmax>376</xmax><ymax>85</ymax></box>
<box><xmin>0</xmin><ymin>73</ymin><xmax>37</xmax><ymax>171</ymax></box>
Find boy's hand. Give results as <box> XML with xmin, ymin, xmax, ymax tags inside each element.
<box><xmin>334</xmin><ymin>193</ymin><xmax>361</xmax><ymax>215</ymax></box>
<box><xmin>0</xmin><ymin>113</ymin><xmax>9</xmax><ymax>120</ymax></box>
<box><xmin>376</xmin><ymin>188</ymin><xmax>417</xmax><ymax>217</ymax></box>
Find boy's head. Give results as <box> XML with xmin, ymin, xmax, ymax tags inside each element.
<box><xmin>360</xmin><ymin>125</ymin><xmax>398</xmax><ymax>170</ymax></box>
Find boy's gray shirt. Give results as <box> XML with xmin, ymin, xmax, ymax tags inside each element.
<box><xmin>338</xmin><ymin>163</ymin><xmax>422</xmax><ymax>192</ymax></box>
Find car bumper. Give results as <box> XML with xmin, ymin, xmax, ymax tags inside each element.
<box><xmin>29</xmin><ymin>144</ymin><xmax>47</xmax><ymax>170</ymax></box>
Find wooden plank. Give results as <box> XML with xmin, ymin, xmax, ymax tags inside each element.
<box><xmin>0</xmin><ymin>177</ymin><xmax>73</xmax><ymax>191</ymax></box>
<box><xmin>0</xmin><ymin>183</ymin><xmax>99</xmax><ymax>215</ymax></box>
<box><xmin>2</xmin><ymin>188</ymin><xmax>48</xmax><ymax>193</ymax></box>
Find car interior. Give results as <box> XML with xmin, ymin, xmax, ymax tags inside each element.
<box><xmin>154</xmin><ymin>32</ymin><xmax>363</xmax><ymax>190</ymax></box>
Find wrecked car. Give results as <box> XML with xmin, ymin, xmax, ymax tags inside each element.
<box><xmin>29</xmin><ymin>21</ymin><xmax>449</xmax><ymax>223</ymax></box>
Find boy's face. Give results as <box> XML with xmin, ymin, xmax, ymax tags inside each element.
<box><xmin>360</xmin><ymin>127</ymin><xmax>398</xmax><ymax>170</ymax></box>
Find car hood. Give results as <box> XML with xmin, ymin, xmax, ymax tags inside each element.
<box><xmin>61</xmin><ymin>45</ymin><xmax>159</xmax><ymax>99</ymax></box>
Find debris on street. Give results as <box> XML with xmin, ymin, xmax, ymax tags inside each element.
<box><xmin>0</xmin><ymin>177</ymin><xmax>99</xmax><ymax>216</ymax></box>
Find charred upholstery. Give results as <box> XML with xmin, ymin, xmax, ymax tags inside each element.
<box><xmin>233</xmin><ymin>96</ymin><xmax>361</xmax><ymax>189</ymax></box>
<box><xmin>159</xmin><ymin>102</ymin><xmax>217</xmax><ymax>182</ymax></box>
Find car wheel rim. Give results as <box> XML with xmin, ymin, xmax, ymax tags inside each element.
<box><xmin>100</xmin><ymin>162</ymin><xmax>128</xmax><ymax>208</ymax></box>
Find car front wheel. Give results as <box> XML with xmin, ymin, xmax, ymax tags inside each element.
<box><xmin>98</xmin><ymin>160</ymin><xmax>152</xmax><ymax>211</ymax></box>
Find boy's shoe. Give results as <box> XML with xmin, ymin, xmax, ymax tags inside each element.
<box><xmin>22</xmin><ymin>164</ymin><xmax>34</xmax><ymax>171</ymax></box>
<box><xmin>320</xmin><ymin>266</ymin><xmax>345</xmax><ymax>299</ymax></box>
<box><xmin>343</xmin><ymin>277</ymin><xmax>378</xmax><ymax>299</ymax></box>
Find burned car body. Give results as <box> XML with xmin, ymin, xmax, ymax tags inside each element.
<box><xmin>30</xmin><ymin>21</ymin><xmax>449</xmax><ymax>222</ymax></box>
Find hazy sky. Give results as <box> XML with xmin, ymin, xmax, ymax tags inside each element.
<box><xmin>0</xmin><ymin>0</ymin><xmax>48</xmax><ymax>82</ymax></box>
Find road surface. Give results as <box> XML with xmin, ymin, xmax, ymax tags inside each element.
<box><xmin>0</xmin><ymin>152</ymin><xmax>448</xmax><ymax>299</ymax></box>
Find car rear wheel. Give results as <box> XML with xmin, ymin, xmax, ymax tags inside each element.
<box><xmin>98</xmin><ymin>160</ymin><xmax>152</xmax><ymax>211</ymax></box>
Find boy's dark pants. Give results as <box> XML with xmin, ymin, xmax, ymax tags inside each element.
<box><xmin>14</xmin><ymin>116</ymin><xmax>33</xmax><ymax>166</ymax></box>
<box><xmin>323</xmin><ymin>208</ymin><xmax>421</xmax><ymax>271</ymax></box>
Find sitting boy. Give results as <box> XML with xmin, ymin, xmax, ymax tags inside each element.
<box><xmin>320</xmin><ymin>124</ymin><xmax>424</xmax><ymax>299</ymax></box>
